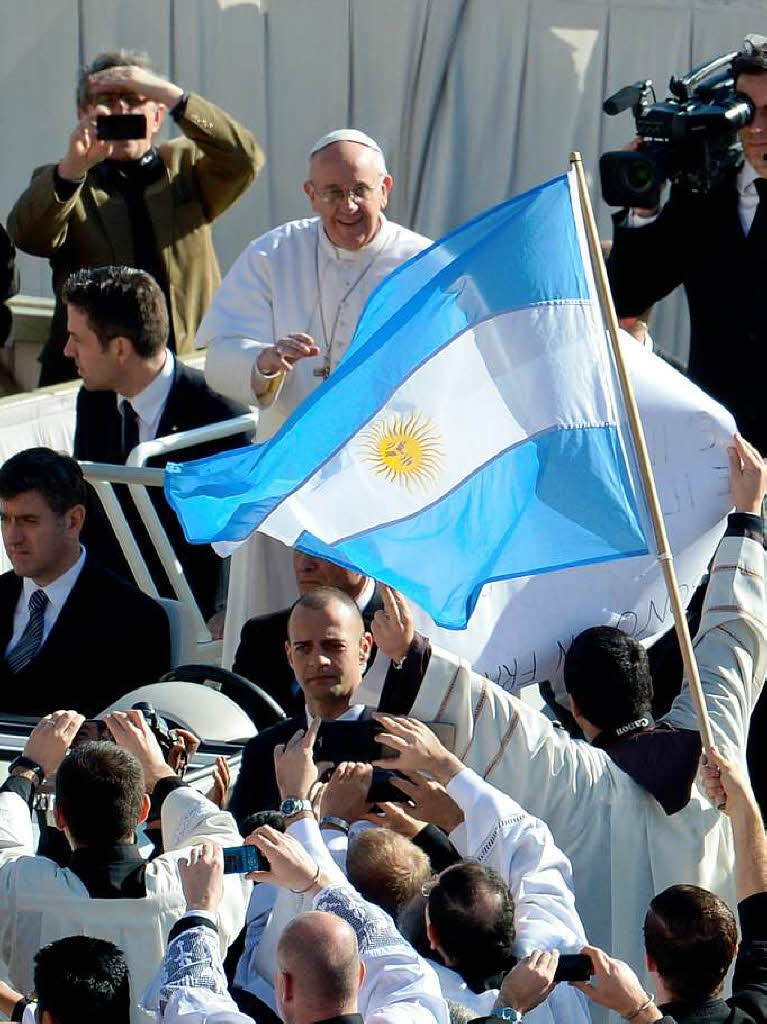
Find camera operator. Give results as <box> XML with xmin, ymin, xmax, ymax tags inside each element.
<box><xmin>6</xmin><ymin>49</ymin><xmax>263</xmax><ymax>386</ymax></box>
<box><xmin>606</xmin><ymin>34</ymin><xmax>767</xmax><ymax>457</ymax></box>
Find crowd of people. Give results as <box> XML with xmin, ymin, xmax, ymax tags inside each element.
<box><xmin>0</xmin><ymin>35</ymin><xmax>765</xmax><ymax>1024</ymax></box>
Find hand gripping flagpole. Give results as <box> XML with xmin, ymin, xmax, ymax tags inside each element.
<box><xmin>569</xmin><ymin>150</ymin><xmax>715</xmax><ymax>752</ymax></box>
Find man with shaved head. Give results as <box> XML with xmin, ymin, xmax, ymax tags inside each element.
<box><xmin>229</xmin><ymin>586</ymin><xmax>377</xmax><ymax>822</ymax></box>
<box><xmin>276</xmin><ymin>911</ymin><xmax>362</xmax><ymax>1023</ymax></box>
<box><xmin>195</xmin><ymin>129</ymin><xmax>432</xmax><ymax>666</ymax></box>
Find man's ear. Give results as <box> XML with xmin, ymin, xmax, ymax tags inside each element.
<box><xmin>67</xmin><ymin>503</ymin><xmax>86</xmax><ymax>536</ymax></box>
<box><xmin>138</xmin><ymin>791</ymin><xmax>151</xmax><ymax>826</ymax></box>
<box><xmin>112</xmin><ymin>334</ymin><xmax>135</xmax><ymax>364</ymax></box>
<box><xmin>54</xmin><ymin>802</ymin><xmax>67</xmax><ymax>833</ymax></box>
<box><xmin>285</xmin><ymin>640</ymin><xmax>294</xmax><ymax>672</ymax></box>
<box><xmin>646</xmin><ymin>952</ymin><xmax>656</xmax><ymax>973</ymax></box>
<box><xmin>358</xmin><ymin>959</ymin><xmax>366</xmax><ymax>991</ymax></box>
<box><xmin>150</xmin><ymin>102</ymin><xmax>167</xmax><ymax>135</ymax></box>
<box><xmin>279</xmin><ymin>969</ymin><xmax>293</xmax><ymax>1004</ymax></box>
<box><xmin>426</xmin><ymin>919</ymin><xmax>450</xmax><ymax>963</ymax></box>
<box><xmin>379</xmin><ymin>174</ymin><xmax>393</xmax><ymax>209</ymax></box>
<box><xmin>359</xmin><ymin>631</ymin><xmax>373</xmax><ymax>667</ymax></box>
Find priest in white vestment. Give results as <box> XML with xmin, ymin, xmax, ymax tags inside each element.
<box><xmin>196</xmin><ymin>129</ymin><xmax>431</xmax><ymax>667</ymax></box>
<box><xmin>353</xmin><ymin>449</ymin><xmax>767</xmax><ymax>1022</ymax></box>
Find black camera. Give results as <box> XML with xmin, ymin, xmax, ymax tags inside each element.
<box><xmin>600</xmin><ymin>52</ymin><xmax>753</xmax><ymax>209</ymax></box>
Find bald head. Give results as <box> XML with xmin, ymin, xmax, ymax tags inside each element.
<box><xmin>276</xmin><ymin>912</ymin><xmax>361</xmax><ymax>1022</ymax></box>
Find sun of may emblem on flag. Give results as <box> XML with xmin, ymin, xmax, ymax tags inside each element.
<box><xmin>359</xmin><ymin>412</ymin><xmax>443</xmax><ymax>490</ymax></box>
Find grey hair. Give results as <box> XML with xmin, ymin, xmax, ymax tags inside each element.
<box><xmin>77</xmin><ymin>49</ymin><xmax>156</xmax><ymax>108</ymax></box>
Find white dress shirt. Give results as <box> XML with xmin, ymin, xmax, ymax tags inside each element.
<box><xmin>117</xmin><ymin>350</ymin><xmax>175</xmax><ymax>445</ymax></box>
<box><xmin>5</xmin><ymin>545</ymin><xmax>86</xmax><ymax>656</ymax></box>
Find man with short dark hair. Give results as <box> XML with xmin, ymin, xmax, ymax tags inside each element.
<box><xmin>0</xmin><ymin>446</ymin><xmax>170</xmax><ymax>716</ymax></box>
<box><xmin>65</xmin><ymin>265</ymin><xmax>252</xmax><ymax>622</ymax></box>
<box><xmin>7</xmin><ymin>48</ymin><xmax>263</xmax><ymax>386</ymax></box>
<box><xmin>572</xmin><ymin>748</ymin><xmax>767</xmax><ymax>1024</ymax></box>
<box><xmin>426</xmin><ymin>862</ymin><xmax>516</xmax><ymax>992</ymax></box>
<box><xmin>0</xmin><ymin>934</ymin><xmax>131</xmax><ymax>1024</ymax></box>
<box><xmin>0</xmin><ymin>709</ymin><xmax>248</xmax><ymax>1024</ymax></box>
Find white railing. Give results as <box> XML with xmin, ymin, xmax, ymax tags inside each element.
<box><xmin>80</xmin><ymin>413</ymin><xmax>258</xmax><ymax>663</ymax></box>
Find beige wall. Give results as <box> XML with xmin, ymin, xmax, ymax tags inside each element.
<box><xmin>1</xmin><ymin>0</ymin><xmax>761</xmax><ymax>363</ymax></box>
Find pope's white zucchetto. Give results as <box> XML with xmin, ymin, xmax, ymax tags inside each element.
<box><xmin>309</xmin><ymin>129</ymin><xmax>387</xmax><ymax>171</ymax></box>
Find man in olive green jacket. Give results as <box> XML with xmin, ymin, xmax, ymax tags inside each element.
<box><xmin>7</xmin><ymin>50</ymin><xmax>264</xmax><ymax>385</ymax></box>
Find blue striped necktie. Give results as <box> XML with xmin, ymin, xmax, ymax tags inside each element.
<box><xmin>6</xmin><ymin>589</ymin><xmax>49</xmax><ymax>673</ymax></box>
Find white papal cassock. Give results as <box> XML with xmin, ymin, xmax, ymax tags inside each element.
<box><xmin>355</xmin><ymin>530</ymin><xmax>766</xmax><ymax>1020</ymax></box>
<box><xmin>196</xmin><ymin>215</ymin><xmax>431</xmax><ymax>665</ymax></box>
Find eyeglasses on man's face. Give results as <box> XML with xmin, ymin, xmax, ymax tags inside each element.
<box><xmin>310</xmin><ymin>176</ymin><xmax>384</xmax><ymax>206</ymax></box>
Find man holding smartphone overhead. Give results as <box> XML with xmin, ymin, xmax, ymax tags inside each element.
<box><xmin>6</xmin><ymin>49</ymin><xmax>263</xmax><ymax>385</ymax></box>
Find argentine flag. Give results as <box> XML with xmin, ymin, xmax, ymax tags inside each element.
<box><xmin>166</xmin><ymin>170</ymin><xmax>650</xmax><ymax>628</ymax></box>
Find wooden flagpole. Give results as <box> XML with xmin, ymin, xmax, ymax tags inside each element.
<box><xmin>569</xmin><ymin>150</ymin><xmax>715</xmax><ymax>751</ymax></box>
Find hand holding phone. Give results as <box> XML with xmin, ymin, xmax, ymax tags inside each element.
<box><xmin>222</xmin><ymin>845</ymin><xmax>270</xmax><ymax>874</ymax></box>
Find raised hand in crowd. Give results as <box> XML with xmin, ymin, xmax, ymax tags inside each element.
<box><xmin>104</xmin><ymin>709</ymin><xmax>176</xmax><ymax>793</ymax></box>
<box><xmin>20</xmin><ymin>709</ymin><xmax>84</xmax><ymax>780</ymax></box>
<box><xmin>58</xmin><ymin>111</ymin><xmax>114</xmax><ymax>182</ymax></box>
<box><xmin>208</xmin><ymin>755</ymin><xmax>231</xmax><ymax>809</ymax></box>
<box><xmin>388</xmin><ymin>770</ymin><xmax>465</xmax><ymax>833</ymax></box>
<box><xmin>320</xmin><ymin>761</ymin><xmax>372</xmax><ymax>826</ymax></box>
<box><xmin>700</xmin><ymin>745</ymin><xmax>767</xmax><ymax>901</ymax></box>
<box><xmin>372</xmin><ymin>713</ymin><xmax>463</xmax><ymax>786</ymax></box>
<box><xmin>273</xmin><ymin>715</ymin><xmax>322</xmax><ymax>802</ymax></box>
<box><xmin>572</xmin><ymin>945</ymin><xmax>661</xmax><ymax>1024</ymax></box>
<box><xmin>728</xmin><ymin>432</ymin><xmax>767</xmax><ymax>514</ymax></box>
<box><xmin>86</xmin><ymin>63</ymin><xmax>184</xmax><ymax>110</ymax></box>
<box><xmin>179</xmin><ymin>842</ymin><xmax>225</xmax><ymax>914</ymax></box>
<box><xmin>168</xmin><ymin>729</ymin><xmax>230</xmax><ymax>808</ymax></box>
<box><xmin>246</xmin><ymin>825</ymin><xmax>333</xmax><ymax>896</ymax></box>
<box><xmin>496</xmin><ymin>949</ymin><xmax>561</xmax><ymax>1015</ymax></box>
<box><xmin>364</xmin><ymin>798</ymin><xmax>424</xmax><ymax>839</ymax></box>
<box><xmin>371</xmin><ymin>584</ymin><xmax>415</xmax><ymax>664</ymax></box>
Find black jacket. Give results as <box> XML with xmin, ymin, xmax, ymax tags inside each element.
<box><xmin>607</xmin><ymin>171</ymin><xmax>767</xmax><ymax>454</ymax></box>
<box><xmin>229</xmin><ymin>632</ymin><xmax>432</xmax><ymax>824</ymax></box>
<box><xmin>232</xmin><ymin>584</ymin><xmax>385</xmax><ymax>720</ymax></box>
<box><xmin>0</xmin><ymin>559</ymin><xmax>171</xmax><ymax>718</ymax></box>
<box><xmin>73</xmin><ymin>360</ymin><xmax>251</xmax><ymax>618</ymax></box>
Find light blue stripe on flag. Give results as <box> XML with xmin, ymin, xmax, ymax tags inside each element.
<box><xmin>166</xmin><ymin>171</ymin><xmax>649</xmax><ymax>628</ymax></box>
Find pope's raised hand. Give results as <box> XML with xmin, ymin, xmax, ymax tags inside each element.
<box><xmin>256</xmin><ymin>333</ymin><xmax>320</xmax><ymax>376</ymax></box>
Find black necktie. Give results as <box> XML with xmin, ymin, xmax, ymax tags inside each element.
<box><xmin>122</xmin><ymin>401</ymin><xmax>139</xmax><ymax>461</ymax></box>
<box><xmin>6</xmin><ymin>589</ymin><xmax>49</xmax><ymax>673</ymax></box>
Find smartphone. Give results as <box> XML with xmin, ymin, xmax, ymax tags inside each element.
<box><xmin>72</xmin><ymin>719</ymin><xmax>112</xmax><ymax>747</ymax></box>
<box><xmin>96</xmin><ymin>113</ymin><xmax>147</xmax><ymax>140</ymax></box>
<box><xmin>553</xmin><ymin>954</ymin><xmax>593</xmax><ymax>983</ymax></box>
<box><xmin>313</xmin><ymin>720</ymin><xmax>396</xmax><ymax>765</ymax></box>
<box><xmin>367</xmin><ymin>768</ymin><xmax>410</xmax><ymax>804</ymax></box>
<box><xmin>222</xmin><ymin>845</ymin><xmax>269</xmax><ymax>874</ymax></box>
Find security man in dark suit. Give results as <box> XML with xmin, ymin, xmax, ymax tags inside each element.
<box><xmin>233</xmin><ymin>549</ymin><xmax>386</xmax><ymax>720</ymax></box>
<box><xmin>63</xmin><ymin>265</ymin><xmax>252</xmax><ymax>622</ymax></box>
<box><xmin>0</xmin><ymin>447</ymin><xmax>170</xmax><ymax>717</ymax></box>
<box><xmin>229</xmin><ymin>585</ymin><xmax>429</xmax><ymax>824</ymax></box>
<box><xmin>607</xmin><ymin>36</ymin><xmax>767</xmax><ymax>455</ymax></box>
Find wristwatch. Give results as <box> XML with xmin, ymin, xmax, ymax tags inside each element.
<box><xmin>490</xmin><ymin>1008</ymin><xmax>522</xmax><ymax>1022</ymax></box>
<box><xmin>8</xmin><ymin>756</ymin><xmax>45</xmax><ymax>787</ymax></box>
<box><xmin>280</xmin><ymin>797</ymin><xmax>313</xmax><ymax>818</ymax></box>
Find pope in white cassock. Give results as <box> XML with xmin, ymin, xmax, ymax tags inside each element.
<box><xmin>196</xmin><ymin>128</ymin><xmax>431</xmax><ymax>666</ymax></box>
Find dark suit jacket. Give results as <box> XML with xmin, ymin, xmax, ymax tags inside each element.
<box><xmin>228</xmin><ymin>631</ymin><xmax>432</xmax><ymax>825</ymax></box>
<box><xmin>232</xmin><ymin>585</ymin><xmax>385</xmax><ymax>720</ymax></box>
<box><xmin>607</xmin><ymin>171</ymin><xmax>767</xmax><ymax>454</ymax></box>
<box><xmin>0</xmin><ymin>560</ymin><xmax>171</xmax><ymax>718</ymax></box>
<box><xmin>74</xmin><ymin>360</ymin><xmax>251</xmax><ymax>619</ymax></box>
<box><xmin>228</xmin><ymin>708</ymin><xmax>376</xmax><ymax>824</ymax></box>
